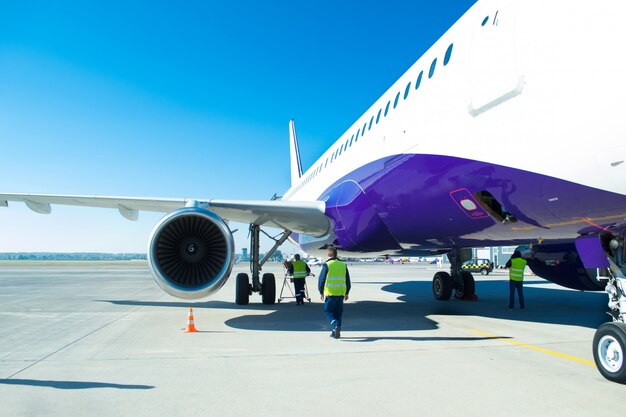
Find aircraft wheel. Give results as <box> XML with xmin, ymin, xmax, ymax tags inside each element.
<box><xmin>593</xmin><ymin>322</ymin><xmax>626</xmax><ymax>383</ymax></box>
<box><xmin>455</xmin><ymin>271</ymin><xmax>475</xmax><ymax>299</ymax></box>
<box><xmin>432</xmin><ymin>271</ymin><xmax>453</xmax><ymax>300</ymax></box>
<box><xmin>235</xmin><ymin>273</ymin><xmax>250</xmax><ymax>305</ymax></box>
<box><xmin>262</xmin><ymin>273</ymin><xmax>276</xmax><ymax>305</ymax></box>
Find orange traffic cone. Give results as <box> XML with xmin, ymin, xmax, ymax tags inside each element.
<box><xmin>185</xmin><ymin>308</ymin><xmax>198</xmax><ymax>333</ymax></box>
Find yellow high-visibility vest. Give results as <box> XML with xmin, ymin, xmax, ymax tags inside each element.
<box><xmin>324</xmin><ymin>259</ymin><xmax>347</xmax><ymax>296</ymax></box>
<box><xmin>509</xmin><ymin>258</ymin><xmax>527</xmax><ymax>282</ymax></box>
<box><xmin>292</xmin><ymin>260</ymin><xmax>307</xmax><ymax>279</ymax></box>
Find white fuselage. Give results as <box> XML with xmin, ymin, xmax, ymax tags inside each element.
<box><xmin>283</xmin><ymin>0</ymin><xmax>626</xmax><ymax>203</ymax></box>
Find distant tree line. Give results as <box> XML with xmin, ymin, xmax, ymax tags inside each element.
<box><xmin>0</xmin><ymin>253</ymin><xmax>147</xmax><ymax>261</ymax></box>
<box><xmin>235</xmin><ymin>250</ymin><xmax>284</xmax><ymax>263</ymax></box>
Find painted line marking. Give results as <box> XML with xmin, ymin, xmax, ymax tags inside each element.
<box><xmin>581</xmin><ymin>217</ymin><xmax>613</xmax><ymax>232</ymax></box>
<box><xmin>468</xmin><ymin>329</ymin><xmax>594</xmax><ymax>366</ymax></box>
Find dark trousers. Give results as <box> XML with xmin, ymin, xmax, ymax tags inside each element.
<box><xmin>509</xmin><ymin>280</ymin><xmax>525</xmax><ymax>309</ymax></box>
<box><xmin>324</xmin><ymin>296</ymin><xmax>344</xmax><ymax>328</ymax></box>
<box><xmin>294</xmin><ymin>278</ymin><xmax>305</xmax><ymax>303</ymax></box>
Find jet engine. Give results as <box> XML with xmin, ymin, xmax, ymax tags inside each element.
<box><xmin>147</xmin><ymin>207</ymin><xmax>235</xmax><ymax>299</ymax></box>
<box><xmin>524</xmin><ymin>243</ymin><xmax>607</xmax><ymax>291</ymax></box>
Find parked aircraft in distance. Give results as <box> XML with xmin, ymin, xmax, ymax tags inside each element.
<box><xmin>2</xmin><ymin>0</ymin><xmax>626</xmax><ymax>383</ymax></box>
<box><xmin>304</xmin><ymin>257</ymin><xmax>323</xmax><ymax>267</ymax></box>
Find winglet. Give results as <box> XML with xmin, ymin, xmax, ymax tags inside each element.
<box><xmin>289</xmin><ymin>119</ymin><xmax>303</xmax><ymax>186</ymax></box>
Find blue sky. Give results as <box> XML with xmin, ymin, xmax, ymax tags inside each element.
<box><xmin>0</xmin><ymin>0</ymin><xmax>476</xmax><ymax>253</ymax></box>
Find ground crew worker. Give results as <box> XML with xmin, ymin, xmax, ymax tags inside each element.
<box><xmin>288</xmin><ymin>254</ymin><xmax>310</xmax><ymax>305</ymax></box>
<box><xmin>505</xmin><ymin>250</ymin><xmax>527</xmax><ymax>310</ymax></box>
<box><xmin>318</xmin><ymin>247</ymin><xmax>351</xmax><ymax>339</ymax></box>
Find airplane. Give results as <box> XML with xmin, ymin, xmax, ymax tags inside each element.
<box><xmin>304</xmin><ymin>257</ymin><xmax>323</xmax><ymax>267</ymax></box>
<box><xmin>2</xmin><ymin>0</ymin><xmax>626</xmax><ymax>383</ymax></box>
<box><xmin>386</xmin><ymin>256</ymin><xmax>411</xmax><ymax>264</ymax></box>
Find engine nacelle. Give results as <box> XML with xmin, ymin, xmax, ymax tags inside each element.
<box><xmin>147</xmin><ymin>207</ymin><xmax>235</xmax><ymax>299</ymax></box>
<box><xmin>522</xmin><ymin>243</ymin><xmax>607</xmax><ymax>291</ymax></box>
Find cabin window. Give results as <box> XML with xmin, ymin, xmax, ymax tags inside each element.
<box><xmin>444</xmin><ymin>43</ymin><xmax>453</xmax><ymax>66</ymax></box>
<box><xmin>376</xmin><ymin>109</ymin><xmax>382</xmax><ymax>124</ymax></box>
<box><xmin>349</xmin><ymin>134</ymin><xmax>354</xmax><ymax>146</ymax></box>
<box><xmin>415</xmin><ymin>71</ymin><xmax>423</xmax><ymax>90</ymax></box>
<box><xmin>393</xmin><ymin>92</ymin><xmax>400</xmax><ymax>108</ymax></box>
<box><xmin>355</xmin><ymin>128</ymin><xmax>360</xmax><ymax>142</ymax></box>
<box><xmin>362</xmin><ymin>122</ymin><xmax>367</xmax><ymax>136</ymax></box>
<box><xmin>481</xmin><ymin>16</ymin><xmax>489</xmax><ymax>26</ymax></box>
<box><xmin>368</xmin><ymin>116</ymin><xmax>374</xmax><ymax>130</ymax></box>
<box><xmin>384</xmin><ymin>101</ymin><xmax>390</xmax><ymax>116</ymax></box>
<box><xmin>404</xmin><ymin>82</ymin><xmax>411</xmax><ymax>99</ymax></box>
<box><xmin>429</xmin><ymin>58</ymin><xmax>437</xmax><ymax>79</ymax></box>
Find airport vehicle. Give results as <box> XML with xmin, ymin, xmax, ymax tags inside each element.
<box><xmin>2</xmin><ymin>0</ymin><xmax>626</xmax><ymax>383</ymax></box>
<box><xmin>461</xmin><ymin>259</ymin><xmax>493</xmax><ymax>275</ymax></box>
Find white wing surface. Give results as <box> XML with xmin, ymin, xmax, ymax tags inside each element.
<box><xmin>0</xmin><ymin>193</ymin><xmax>330</xmax><ymax>237</ymax></box>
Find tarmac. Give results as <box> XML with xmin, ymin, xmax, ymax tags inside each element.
<box><xmin>0</xmin><ymin>262</ymin><xmax>624</xmax><ymax>417</ymax></box>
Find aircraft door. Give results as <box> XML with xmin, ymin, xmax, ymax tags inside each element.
<box><xmin>468</xmin><ymin>0</ymin><xmax>524</xmax><ymax>117</ymax></box>
<box><xmin>595</xmin><ymin>144</ymin><xmax>626</xmax><ymax>195</ymax></box>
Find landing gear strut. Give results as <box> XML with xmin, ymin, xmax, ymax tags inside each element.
<box><xmin>235</xmin><ymin>224</ymin><xmax>291</xmax><ymax>305</ymax></box>
<box><xmin>593</xmin><ymin>237</ymin><xmax>626</xmax><ymax>383</ymax></box>
<box><xmin>432</xmin><ymin>248</ymin><xmax>476</xmax><ymax>301</ymax></box>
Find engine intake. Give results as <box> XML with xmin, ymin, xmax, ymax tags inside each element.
<box><xmin>148</xmin><ymin>207</ymin><xmax>235</xmax><ymax>299</ymax></box>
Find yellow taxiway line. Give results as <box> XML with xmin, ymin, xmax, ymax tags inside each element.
<box><xmin>469</xmin><ymin>329</ymin><xmax>595</xmax><ymax>366</ymax></box>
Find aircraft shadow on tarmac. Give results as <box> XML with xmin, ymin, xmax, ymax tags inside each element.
<box><xmin>98</xmin><ymin>298</ymin><xmax>444</xmax><ymax>333</ymax></box>
<box><xmin>97</xmin><ymin>277</ymin><xmax>609</xmax><ymax>334</ymax></box>
<box><xmin>380</xmin><ymin>279</ymin><xmax>609</xmax><ymax>329</ymax></box>
<box><xmin>0</xmin><ymin>379</ymin><xmax>154</xmax><ymax>390</ymax></box>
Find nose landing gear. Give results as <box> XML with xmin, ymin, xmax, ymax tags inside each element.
<box><xmin>593</xmin><ymin>237</ymin><xmax>626</xmax><ymax>384</ymax></box>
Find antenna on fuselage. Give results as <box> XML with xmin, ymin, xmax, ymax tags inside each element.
<box><xmin>289</xmin><ymin>119</ymin><xmax>303</xmax><ymax>186</ymax></box>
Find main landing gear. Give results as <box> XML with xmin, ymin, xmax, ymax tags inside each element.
<box><xmin>235</xmin><ymin>224</ymin><xmax>291</xmax><ymax>306</ymax></box>
<box><xmin>431</xmin><ymin>248</ymin><xmax>476</xmax><ymax>301</ymax></box>
<box><xmin>593</xmin><ymin>237</ymin><xmax>626</xmax><ymax>384</ymax></box>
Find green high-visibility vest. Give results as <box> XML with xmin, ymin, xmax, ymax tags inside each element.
<box><xmin>509</xmin><ymin>258</ymin><xmax>527</xmax><ymax>282</ymax></box>
<box><xmin>324</xmin><ymin>259</ymin><xmax>347</xmax><ymax>296</ymax></box>
<box><xmin>292</xmin><ymin>260</ymin><xmax>307</xmax><ymax>279</ymax></box>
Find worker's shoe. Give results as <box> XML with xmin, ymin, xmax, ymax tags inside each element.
<box><xmin>334</xmin><ymin>326</ymin><xmax>341</xmax><ymax>339</ymax></box>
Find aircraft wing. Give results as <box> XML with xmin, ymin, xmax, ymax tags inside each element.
<box><xmin>0</xmin><ymin>192</ymin><xmax>330</xmax><ymax>237</ymax></box>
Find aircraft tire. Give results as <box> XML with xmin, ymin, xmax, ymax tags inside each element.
<box><xmin>455</xmin><ymin>271</ymin><xmax>475</xmax><ymax>299</ymax></box>
<box><xmin>593</xmin><ymin>322</ymin><xmax>626</xmax><ymax>384</ymax></box>
<box><xmin>235</xmin><ymin>273</ymin><xmax>250</xmax><ymax>305</ymax></box>
<box><xmin>433</xmin><ymin>271</ymin><xmax>453</xmax><ymax>301</ymax></box>
<box><xmin>262</xmin><ymin>273</ymin><xmax>276</xmax><ymax>305</ymax></box>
